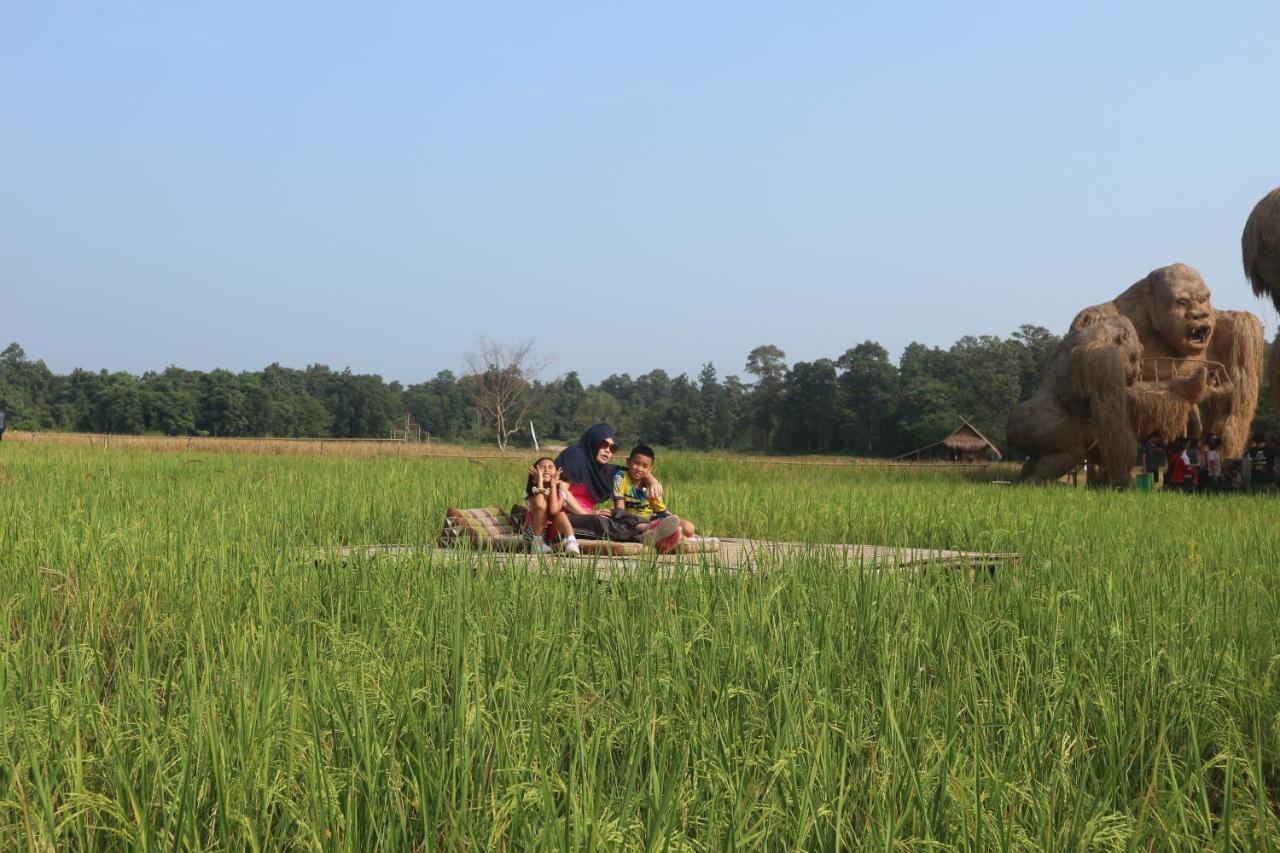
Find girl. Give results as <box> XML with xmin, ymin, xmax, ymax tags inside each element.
<box><xmin>1166</xmin><ymin>438</ymin><xmax>1191</xmax><ymax>491</ymax></box>
<box><xmin>1205</xmin><ymin>435</ymin><xmax>1223</xmax><ymax>488</ymax></box>
<box><xmin>524</xmin><ymin>457</ymin><xmax>584</xmax><ymax>555</ymax></box>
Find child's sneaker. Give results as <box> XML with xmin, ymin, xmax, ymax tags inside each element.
<box><xmin>563</xmin><ymin>538</ymin><xmax>581</xmax><ymax>556</ymax></box>
<box><xmin>528</xmin><ymin>539</ymin><xmax>553</xmax><ymax>555</ymax></box>
<box><xmin>642</xmin><ymin>515</ymin><xmax>683</xmax><ymax>554</ymax></box>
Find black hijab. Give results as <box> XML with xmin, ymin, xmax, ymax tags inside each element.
<box><xmin>555</xmin><ymin>423</ymin><xmax>621</xmax><ymax>504</ymax></box>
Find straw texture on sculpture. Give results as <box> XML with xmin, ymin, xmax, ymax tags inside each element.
<box><xmin>1009</xmin><ymin>316</ymin><xmax>1136</xmax><ymax>487</ymax></box>
<box><xmin>1205</xmin><ymin>310</ymin><xmax>1264</xmax><ymax>454</ymax></box>
<box><xmin>1008</xmin><ymin>312</ymin><xmax>1208</xmax><ymax>487</ymax></box>
<box><xmin>1073</xmin><ymin>264</ymin><xmax>1262</xmax><ymax>458</ymax></box>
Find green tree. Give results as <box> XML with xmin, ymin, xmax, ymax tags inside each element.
<box><xmin>696</xmin><ymin>363</ymin><xmax>737</xmax><ymax>449</ymax></box>
<box><xmin>94</xmin><ymin>372</ymin><xmax>146</xmax><ymax>434</ymax></box>
<box><xmin>591</xmin><ymin>374</ymin><xmax>639</xmax><ymax>439</ymax></box>
<box><xmin>895</xmin><ymin>343</ymin><xmax>959</xmax><ymax>453</ymax></box>
<box><xmin>403</xmin><ymin>370</ymin><xmax>474</xmax><ymax>440</ymax></box>
<box><xmin>0</xmin><ymin>343</ymin><xmax>57</xmax><ymax>428</ymax></box>
<box><xmin>199</xmin><ymin>370</ymin><xmax>252</xmax><ymax>436</ymax></box>
<box><xmin>55</xmin><ymin>369</ymin><xmax>105</xmax><ymax>431</ymax></box>
<box><xmin>836</xmin><ymin>341</ymin><xmax>898</xmax><ymax>455</ymax></box>
<box><xmin>1011</xmin><ymin>324</ymin><xmax>1061</xmax><ymax>401</ymax></box>
<box><xmin>140</xmin><ymin>367</ymin><xmax>200</xmax><ymax>434</ymax></box>
<box><xmin>526</xmin><ymin>372</ymin><xmax>586</xmax><ymax>443</ymax></box>
<box><xmin>573</xmin><ymin>388</ymin><xmax>628</xmax><ymax>438</ymax></box>
<box><xmin>633</xmin><ymin>370</ymin><xmax>677</xmax><ymax>445</ymax></box>
<box><xmin>720</xmin><ymin>374</ymin><xmax>750</xmax><ymax>449</ymax></box>
<box><xmin>777</xmin><ymin>359</ymin><xmax>839</xmax><ymax>452</ymax></box>
<box><xmin>255</xmin><ymin>363</ymin><xmax>331</xmax><ymax>437</ymax></box>
<box><xmin>744</xmin><ymin>345</ymin><xmax>787</xmax><ymax>451</ymax></box>
<box><xmin>948</xmin><ymin>335</ymin><xmax>1023</xmax><ymax>447</ymax></box>
<box><xmin>329</xmin><ymin>370</ymin><xmax>401</xmax><ymax>438</ymax></box>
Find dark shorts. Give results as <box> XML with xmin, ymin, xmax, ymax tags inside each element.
<box><xmin>565</xmin><ymin>511</ymin><xmax>643</xmax><ymax>542</ymax></box>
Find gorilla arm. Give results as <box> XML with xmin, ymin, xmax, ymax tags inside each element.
<box><xmin>1127</xmin><ymin>367</ymin><xmax>1208</xmax><ymax>447</ymax></box>
<box><xmin>1204</xmin><ymin>310</ymin><xmax>1263</xmax><ymax>457</ymax></box>
<box><xmin>1069</xmin><ymin>338</ymin><xmax>1136</xmax><ymax>488</ymax></box>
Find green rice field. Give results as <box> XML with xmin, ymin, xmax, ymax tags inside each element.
<box><xmin>2</xmin><ymin>443</ymin><xmax>1280</xmax><ymax>849</ymax></box>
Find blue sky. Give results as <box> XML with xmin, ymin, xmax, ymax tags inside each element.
<box><xmin>3</xmin><ymin>2</ymin><xmax>1278</xmax><ymax>384</ymax></box>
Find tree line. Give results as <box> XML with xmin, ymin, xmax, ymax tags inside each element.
<box><xmin>3</xmin><ymin>333</ymin><xmax>1277</xmax><ymax>456</ymax></box>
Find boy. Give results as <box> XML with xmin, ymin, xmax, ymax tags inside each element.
<box><xmin>613</xmin><ymin>445</ymin><xmax>698</xmax><ymax>553</ymax></box>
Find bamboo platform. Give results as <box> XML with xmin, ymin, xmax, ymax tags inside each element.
<box><xmin>314</xmin><ymin>538</ymin><xmax>1019</xmax><ymax>581</ymax></box>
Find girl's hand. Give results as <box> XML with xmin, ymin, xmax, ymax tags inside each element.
<box><xmin>596</xmin><ymin>508</ymin><xmax>613</xmax><ymax>517</ymax></box>
<box><xmin>528</xmin><ymin>464</ymin><xmax>539</xmax><ymax>482</ymax></box>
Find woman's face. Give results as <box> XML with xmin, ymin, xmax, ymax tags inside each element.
<box><xmin>595</xmin><ymin>438</ymin><xmax>617</xmax><ymax>464</ymax></box>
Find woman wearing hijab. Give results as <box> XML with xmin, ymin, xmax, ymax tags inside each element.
<box><xmin>554</xmin><ymin>423</ymin><xmax>664</xmax><ymax>540</ymax></box>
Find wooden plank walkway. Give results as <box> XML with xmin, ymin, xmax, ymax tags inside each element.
<box><xmin>314</xmin><ymin>538</ymin><xmax>1019</xmax><ymax>581</ymax></box>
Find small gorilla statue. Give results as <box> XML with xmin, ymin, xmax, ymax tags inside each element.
<box><xmin>1243</xmin><ymin>187</ymin><xmax>1280</xmax><ymax>411</ymax></box>
<box><xmin>1072</xmin><ymin>264</ymin><xmax>1262</xmax><ymax>457</ymax></box>
<box><xmin>1007</xmin><ymin>313</ymin><xmax>1206</xmax><ymax>488</ymax></box>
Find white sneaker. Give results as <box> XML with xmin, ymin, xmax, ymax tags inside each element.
<box><xmin>563</xmin><ymin>539</ymin><xmax>581</xmax><ymax>556</ymax></box>
<box><xmin>528</xmin><ymin>540</ymin><xmax>552</xmax><ymax>555</ymax></box>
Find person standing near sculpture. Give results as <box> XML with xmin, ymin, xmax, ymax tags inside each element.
<box><xmin>1166</xmin><ymin>439</ymin><xmax>1192</xmax><ymax>491</ymax></box>
<box><xmin>1140</xmin><ymin>433</ymin><xmax>1165</xmax><ymax>483</ymax></box>
<box><xmin>1205</xmin><ymin>436</ymin><xmax>1223</xmax><ymax>487</ymax></box>
<box><xmin>1251</xmin><ymin>434</ymin><xmax>1275</xmax><ymax>493</ymax></box>
<box><xmin>1269</xmin><ymin>437</ymin><xmax>1280</xmax><ymax>491</ymax></box>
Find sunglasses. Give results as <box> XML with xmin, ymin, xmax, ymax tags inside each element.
<box><xmin>600</xmin><ymin>441</ymin><xmax>617</xmax><ymax>452</ymax></box>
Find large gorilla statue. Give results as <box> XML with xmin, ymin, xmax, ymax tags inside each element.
<box><xmin>1007</xmin><ymin>314</ymin><xmax>1206</xmax><ymax>487</ymax></box>
<box><xmin>1243</xmin><ymin>187</ymin><xmax>1280</xmax><ymax>411</ymax></box>
<box><xmin>1072</xmin><ymin>263</ymin><xmax>1263</xmax><ymax>457</ymax></box>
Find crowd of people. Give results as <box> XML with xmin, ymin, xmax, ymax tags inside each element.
<box><xmin>520</xmin><ymin>423</ymin><xmax>701</xmax><ymax>555</ymax></box>
<box><xmin>1139</xmin><ymin>432</ymin><xmax>1279</xmax><ymax>493</ymax></box>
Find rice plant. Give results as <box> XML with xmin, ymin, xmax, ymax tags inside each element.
<box><xmin>1</xmin><ymin>443</ymin><xmax>1278</xmax><ymax>848</ymax></box>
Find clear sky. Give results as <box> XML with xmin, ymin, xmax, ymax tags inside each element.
<box><xmin>4</xmin><ymin>2</ymin><xmax>1278</xmax><ymax>385</ymax></box>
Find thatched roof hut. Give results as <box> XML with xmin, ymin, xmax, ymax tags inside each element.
<box><xmin>895</xmin><ymin>417</ymin><xmax>1002</xmax><ymax>462</ymax></box>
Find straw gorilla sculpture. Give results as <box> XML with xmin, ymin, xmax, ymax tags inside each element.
<box><xmin>1008</xmin><ymin>263</ymin><xmax>1262</xmax><ymax>486</ymax></box>
<box><xmin>1007</xmin><ymin>313</ymin><xmax>1207</xmax><ymax>487</ymax></box>
<box><xmin>1071</xmin><ymin>264</ymin><xmax>1262</xmax><ymax>458</ymax></box>
<box><xmin>1243</xmin><ymin>187</ymin><xmax>1280</xmax><ymax>411</ymax></box>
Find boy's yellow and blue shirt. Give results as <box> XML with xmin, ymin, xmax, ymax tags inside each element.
<box><xmin>612</xmin><ymin>471</ymin><xmax>668</xmax><ymax>520</ymax></box>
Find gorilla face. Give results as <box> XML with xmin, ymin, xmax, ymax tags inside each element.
<box><xmin>1149</xmin><ymin>265</ymin><xmax>1214</xmax><ymax>355</ymax></box>
<box><xmin>1114</xmin><ymin>324</ymin><xmax>1142</xmax><ymax>385</ymax></box>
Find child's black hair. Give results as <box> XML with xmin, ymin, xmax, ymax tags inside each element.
<box><xmin>526</xmin><ymin>457</ymin><xmax>555</xmax><ymax>498</ymax></box>
<box><xmin>629</xmin><ymin>444</ymin><xmax>656</xmax><ymax>462</ymax></box>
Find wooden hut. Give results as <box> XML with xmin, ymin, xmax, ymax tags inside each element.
<box><xmin>894</xmin><ymin>417</ymin><xmax>1002</xmax><ymax>463</ymax></box>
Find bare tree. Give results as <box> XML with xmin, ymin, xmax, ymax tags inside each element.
<box><xmin>462</xmin><ymin>338</ymin><xmax>548</xmax><ymax>450</ymax></box>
